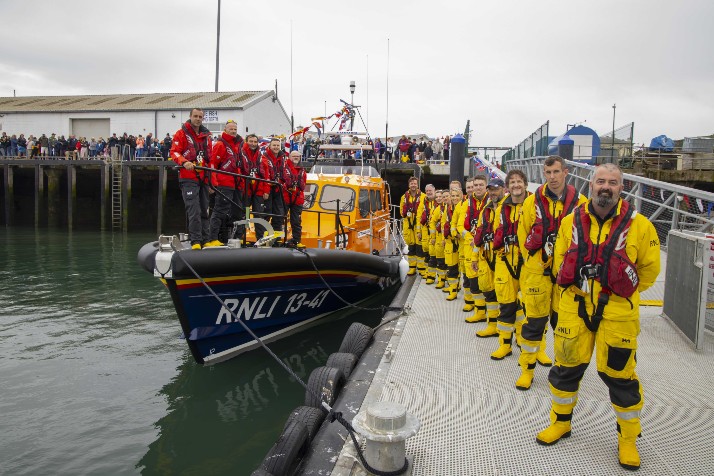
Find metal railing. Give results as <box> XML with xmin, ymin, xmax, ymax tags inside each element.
<box><xmin>506</xmin><ymin>156</ymin><xmax>714</xmax><ymax>247</ymax></box>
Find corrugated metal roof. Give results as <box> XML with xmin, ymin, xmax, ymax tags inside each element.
<box><xmin>0</xmin><ymin>91</ymin><xmax>272</xmax><ymax>112</ymax></box>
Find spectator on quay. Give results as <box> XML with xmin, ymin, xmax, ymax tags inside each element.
<box><xmin>374</xmin><ymin>138</ymin><xmax>383</xmax><ymax>161</ymax></box>
<box><xmin>145</xmin><ymin>133</ymin><xmax>153</xmax><ymax>156</ymax></box>
<box><xmin>128</xmin><ymin>135</ymin><xmax>137</xmax><ymax>160</ymax></box>
<box><xmin>89</xmin><ymin>138</ymin><xmax>97</xmax><ymax>158</ymax></box>
<box><xmin>97</xmin><ymin>137</ymin><xmax>106</xmax><ymax>157</ymax></box>
<box><xmin>10</xmin><ymin>134</ymin><xmax>18</xmax><ymax>156</ymax></box>
<box><xmin>17</xmin><ymin>134</ymin><xmax>27</xmax><ymax>157</ymax></box>
<box><xmin>433</xmin><ymin>138</ymin><xmax>444</xmax><ymax>162</ymax></box>
<box><xmin>418</xmin><ymin>140</ymin><xmax>426</xmax><ymax>161</ymax></box>
<box><xmin>444</xmin><ymin>135</ymin><xmax>451</xmax><ymax>161</ymax></box>
<box><xmin>136</xmin><ymin>134</ymin><xmax>145</xmax><ymax>158</ymax></box>
<box><xmin>49</xmin><ymin>133</ymin><xmax>57</xmax><ymax>156</ymax></box>
<box><xmin>409</xmin><ymin>139</ymin><xmax>417</xmax><ymax>162</ymax></box>
<box><xmin>75</xmin><ymin>137</ymin><xmax>83</xmax><ymax>159</ymax></box>
<box><xmin>57</xmin><ymin>136</ymin><xmax>67</xmax><ymax>159</ymax></box>
<box><xmin>0</xmin><ymin>133</ymin><xmax>9</xmax><ymax>156</ymax></box>
<box><xmin>39</xmin><ymin>134</ymin><xmax>49</xmax><ymax>156</ymax></box>
<box><xmin>68</xmin><ymin>135</ymin><xmax>78</xmax><ymax>159</ymax></box>
<box><xmin>107</xmin><ymin>133</ymin><xmax>118</xmax><ymax>156</ymax></box>
<box><xmin>398</xmin><ymin>135</ymin><xmax>410</xmax><ymax>162</ymax></box>
<box><xmin>386</xmin><ymin>137</ymin><xmax>395</xmax><ymax>162</ymax></box>
<box><xmin>27</xmin><ymin>135</ymin><xmax>37</xmax><ymax>158</ymax></box>
<box><xmin>302</xmin><ymin>135</ymin><xmax>312</xmax><ymax>160</ymax></box>
<box><xmin>425</xmin><ymin>141</ymin><xmax>434</xmax><ymax>161</ymax></box>
<box><xmin>162</xmin><ymin>133</ymin><xmax>172</xmax><ymax>159</ymax></box>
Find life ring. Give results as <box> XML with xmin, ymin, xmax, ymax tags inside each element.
<box><xmin>338</xmin><ymin>323</ymin><xmax>373</xmax><ymax>358</ymax></box>
<box><xmin>284</xmin><ymin>405</ymin><xmax>326</xmax><ymax>442</ymax></box>
<box><xmin>326</xmin><ymin>352</ymin><xmax>358</xmax><ymax>378</ymax></box>
<box><xmin>304</xmin><ymin>366</ymin><xmax>345</xmax><ymax>408</ymax></box>
<box><xmin>259</xmin><ymin>420</ymin><xmax>308</xmax><ymax>476</ymax></box>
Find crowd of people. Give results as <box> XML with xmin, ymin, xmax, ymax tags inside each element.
<box><xmin>299</xmin><ymin>134</ymin><xmax>452</xmax><ymax>164</ymax></box>
<box><xmin>0</xmin><ymin>131</ymin><xmax>177</xmax><ymax>160</ymax></box>
<box><xmin>171</xmin><ymin>108</ymin><xmax>306</xmax><ymax>250</ymax></box>
<box><xmin>400</xmin><ymin>158</ymin><xmax>660</xmax><ymax>471</ymax></box>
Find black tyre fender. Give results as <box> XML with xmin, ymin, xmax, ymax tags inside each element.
<box><xmin>259</xmin><ymin>420</ymin><xmax>308</xmax><ymax>476</ymax></box>
<box><xmin>338</xmin><ymin>322</ymin><xmax>373</xmax><ymax>357</ymax></box>
<box><xmin>304</xmin><ymin>366</ymin><xmax>345</xmax><ymax>408</ymax></box>
<box><xmin>326</xmin><ymin>352</ymin><xmax>358</xmax><ymax>378</ymax></box>
<box><xmin>284</xmin><ymin>405</ymin><xmax>326</xmax><ymax>442</ymax></box>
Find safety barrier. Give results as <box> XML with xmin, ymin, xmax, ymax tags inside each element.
<box><xmin>506</xmin><ymin>156</ymin><xmax>714</xmax><ymax>247</ymax></box>
<box><xmin>663</xmin><ymin>230</ymin><xmax>714</xmax><ymax>349</ymax></box>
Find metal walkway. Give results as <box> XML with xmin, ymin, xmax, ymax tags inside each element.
<box><xmin>332</xmin><ymin>249</ymin><xmax>714</xmax><ymax>475</ymax></box>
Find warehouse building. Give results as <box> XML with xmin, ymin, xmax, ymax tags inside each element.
<box><xmin>0</xmin><ymin>90</ymin><xmax>291</xmax><ymax>139</ymax></box>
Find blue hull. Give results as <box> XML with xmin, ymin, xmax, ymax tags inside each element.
<box><xmin>138</xmin><ymin>243</ymin><xmax>403</xmax><ymax>364</ymax></box>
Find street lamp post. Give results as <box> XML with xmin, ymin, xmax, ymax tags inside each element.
<box><xmin>349</xmin><ymin>80</ymin><xmax>356</xmax><ymax>132</ymax></box>
<box><xmin>611</xmin><ymin>103</ymin><xmax>616</xmax><ymax>163</ymax></box>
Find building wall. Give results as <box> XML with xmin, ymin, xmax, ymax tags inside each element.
<box><xmin>0</xmin><ymin>97</ymin><xmax>289</xmax><ymax>139</ymax></box>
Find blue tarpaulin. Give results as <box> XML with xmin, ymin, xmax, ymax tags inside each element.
<box><xmin>649</xmin><ymin>135</ymin><xmax>675</xmax><ymax>152</ymax></box>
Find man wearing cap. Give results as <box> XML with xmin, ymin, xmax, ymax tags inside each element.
<box><xmin>515</xmin><ymin>156</ymin><xmax>588</xmax><ymax>390</ymax></box>
<box><xmin>473</xmin><ymin>177</ymin><xmax>506</xmax><ymax>338</ymax></box>
<box><xmin>462</xmin><ymin>174</ymin><xmax>489</xmax><ymax>322</ymax></box>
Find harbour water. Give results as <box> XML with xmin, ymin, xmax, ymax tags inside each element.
<box><xmin>0</xmin><ymin>228</ymin><xmax>395</xmax><ymax>475</ymax></box>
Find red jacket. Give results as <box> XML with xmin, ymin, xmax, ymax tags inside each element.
<box><xmin>241</xmin><ymin>143</ymin><xmax>272</xmax><ymax>197</ymax></box>
<box><xmin>282</xmin><ymin>159</ymin><xmax>306</xmax><ymax>206</ymax></box>
<box><xmin>264</xmin><ymin>148</ymin><xmax>287</xmax><ymax>192</ymax></box>
<box><xmin>210</xmin><ymin>132</ymin><xmax>245</xmax><ymax>189</ymax></box>
<box><xmin>170</xmin><ymin>122</ymin><xmax>212</xmax><ymax>181</ymax></box>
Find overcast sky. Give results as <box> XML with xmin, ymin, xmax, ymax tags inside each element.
<box><xmin>1</xmin><ymin>0</ymin><xmax>712</xmax><ymax>150</ymax></box>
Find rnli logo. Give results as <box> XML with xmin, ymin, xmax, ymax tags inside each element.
<box><xmin>557</xmin><ymin>326</ymin><xmax>570</xmax><ymax>335</ymax></box>
<box><xmin>625</xmin><ymin>264</ymin><xmax>638</xmax><ymax>286</ymax></box>
<box><xmin>622</xmin><ymin>338</ymin><xmax>631</xmax><ymax>344</ymax></box>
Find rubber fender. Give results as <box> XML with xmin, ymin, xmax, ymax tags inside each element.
<box><xmin>337</xmin><ymin>322</ymin><xmax>373</xmax><ymax>358</ymax></box>
<box><xmin>326</xmin><ymin>352</ymin><xmax>358</xmax><ymax>378</ymax></box>
<box><xmin>250</xmin><ymin>469</ymin><xmax>274</xmax><ymax>476</ymax></box>
<box><xmin>283</xmin><ymin>405</ymin><xmax>326</xmax><ymax>442</ymax></box>
<box><xmin>304</xmin><ymin>366</ymin><xmax>345</xmax><ymax>408</ymax></box>
<box><xmin>259</xmin><ymin>420</ymin><xmax>308</xmax><ymax>476</ymax></box>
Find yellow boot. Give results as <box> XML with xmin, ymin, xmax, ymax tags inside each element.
<box><xmin>446</xmin><ymin>278</ymin><xmax>458</xmax><ymax>301</ymax></box>
<box><xmin>536</xmin><ymin>331</ymin><xmax>553</xmax><ymax>367</ymax></box>
<box><xmin>425</xmin><ymin>267</ymin><xmax>436</xmax><ymax>285</ymax></box>
<box><xmin>203</xmin><ymin>239</ymin><xmax>224</xmax><ymax>248</ymax></box>
<box><xmin>465</xmin><ymin>306</ymin><xmax>486</xmax><ymax>323</ymax></box>
<box><xmin>407</xmin><ymin>255</ymin><xmax>417</xmax><ymax>275</ymax></box>
<box><xmin>617</xmin><ymin>418</ymin><xmax>642</xmax><ymax>471</ymax></box>
<box><xmin>435</xmin><ymin>271</ymin><xmax>446</xmax><ymax>289</ymax></box>
<box><xmin>462</xmin><ymin>291</ymin><xmax>474</xmax><ymax>312</ymax></box>
<box><xmin>490</xmin><ymin>330</ymin><xmax>513</xmax><ymax>360</ymax></box>
<box><xmin>476</xmin><ymin>320</ymin><xmax>498</xmax><ymax>338</ymax></box>
<box><xmin>515</xmin><ymin>363</ymin><xmax>535</xmax><ymax>390</ymax></box>
<box><xmin>536</xmin><ymin>410</ymin><xmax>572</xmax><ymax>446</ymax></box>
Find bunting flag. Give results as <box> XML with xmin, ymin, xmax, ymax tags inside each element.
<box><xmin>697</xmin><ymin>198</ymin><xmax>704</xmax><ymax>213</ymax></box>
<box><xmin>682</xmin><ymin>195</ymin><xmax>691</xmax><ymax>210</ymax></box>
<box><xmin>707</xmin><ymin>202</ymin><xmax>713</xmax><ymax>218</ymax></box>
<box><xmin>312</xmin><ymin>121</ymin><xmax>323</xmax><ymax>137</ymax></box>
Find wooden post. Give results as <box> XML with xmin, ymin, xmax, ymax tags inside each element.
<box><xmin>100</xmin><ymin>163</ymin><xmax>109</xmax><ymax>231</ymax></box>
<box><xmin>157</xmin><ymin>164</ymin><xmax>167</xmax><ymax>234</ymax></box>
<box><xmin>45</xmin><ymin>168</ymin><xmax>62</xmax><ymax>227</ymax></box>
<box><xmin>122</xmin><ymin>164</ymin><xmax>131</xmax><ymax>232</ymax></box>
<box><xmin>67</xmin><ymin>164</ymin><xmax>76</xmax><ymax>230</ymax></box>
<box><xmin>35</xmin><ymin>164</ymin><xmax>44</xmax><ymax>227</ymax></box>
<box><xmin>3</xmin><ymin>165</ymin><xmax>13</xmax><ymax>226</ymax></box>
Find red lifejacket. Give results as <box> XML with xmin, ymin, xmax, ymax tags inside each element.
<box><xmin>241</xmin><ymin>143</ymin><xmax>264</xmax><ymax>196</ymax></box>
<box><xmin>464</xmin><ymin>193</ymin><xmax>488</xmax><ymax>231</ymax></box>
<box><xmin>556</xmin><ymin>200</ymin><xmax>639</xmax><ymax>299</ymax></box>
<box><xmin>493</xmin><ymin>199</ymin><xmax>520</xmax><ymax>251</ymax></box>
<box><xmin>435</xmin><ymin>204</ymin><xmax>444</xmax><ymax>234</ymax></box>
<box><xmin>442</xmin><ymin>203</ymin><xmax>455</xmax><ymax>238</ymax></box>
<box><xmin>473</xmin><ymin>206</ymin><xmax>495</xmax><ymax>247</ymax></box>
<box><xmin>525</xmin><ymin>184</ymin><xmax>578</xmax><ymax>254</ymax></box>
<box><xmin>420</xmin><ymin>198</ymin><xmax>436</xmax><ymax>226</ymax></box>
<box><xmin>402</xmin><ymin>191</ymin><xmax>421</xmax><ymax>216</ymax></box>
<box><xmin>180</xmin><ymin>123</ymin><xmax>210</xmax><ymax>165</ymax></box>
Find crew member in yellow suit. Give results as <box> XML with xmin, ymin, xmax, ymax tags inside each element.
<box><xmin>461</xmin><ymin>174</ymin><xmax>489</xmax><ymax>322</ymax></box>
<box><xmin>516</xmin><ymin>156</ymin><xmax>588</xmax><ymax>390</ymax></box>
<box><xmin>490</xmin><ymin>170</ymin><xmax>529</xmax><ymax>360</ymax></box>
<box><xmin>473</xmin><ymin>178</ymin><xmax>506</xmax><ymax>338</ymax></box>
<box><xmin>536</xmin><ymin>163</ymin><xmax>660</xmax><ymax>472</ymax></box>
<box><xmin>453</xmin><ymin>178</ymin><xmax>473</xmax><ymax>310</ymax></box>
<box><xmin>430</xmin><ymin>190</ymin><xmax>447</xmax><ymax>288</ymax></box>
<box><xmin>416</xmin><ymin>184</ymin><xmax>437</xmax><ymax>282</ymax></box>
<box><xmin>442</xmin><ymin>186</ymin><xmax>463</xmax><ymax>301</ymax></box>
<box><xmin>399</xmin><ymin>176</ymin><xmax>422</xmax><ymax>275</ymax></box>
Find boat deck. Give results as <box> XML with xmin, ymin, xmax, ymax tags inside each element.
<box><xmin>330</xmin><ymin>250</ymin><xmax>714</xmax><ymax>475</ymax></box>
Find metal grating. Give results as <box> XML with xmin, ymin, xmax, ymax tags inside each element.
<box><xmin>345</xmin><ymin>271</ymin><xmax>714</xmax><ymax>475</ymax></box>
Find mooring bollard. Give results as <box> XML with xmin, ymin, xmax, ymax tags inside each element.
<box><xmin>352</xmin><ymin>401</ymin><xmax>420</xmax><ymax>474</ymax></box>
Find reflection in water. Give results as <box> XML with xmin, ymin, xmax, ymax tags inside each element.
<box><xmin>0</xmin><ymin>228</ymin><xmax>396</xmax><ymax>476</ymax></box>
<box><xmin>137</xmin><ymin>297</ymin><xmax>393</xmax><ymax>476</ymax></box>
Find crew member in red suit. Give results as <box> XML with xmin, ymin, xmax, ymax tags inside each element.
<box><xmin>205</xmin><ymin>120</ymin><xmax>245</xmax><ymax>246</ymax></box>
<box><xmin>282</xmin><ymin>150</ymin><xmax>307</xmax><ymax>245</ymax></box>
<box><xmin>264</xmin><ymin>138</ymin><xmax>287</xmax><ymax>235</ymax></box>
<box><xmin>242</xmin><ymin>134</ymin><xmax>272</xmax><ymax>240</ymax></box>
<box><xmin>170</xmin><ymin>108</ymin><xmax>213</xmax><ymax>249</ymax></box>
